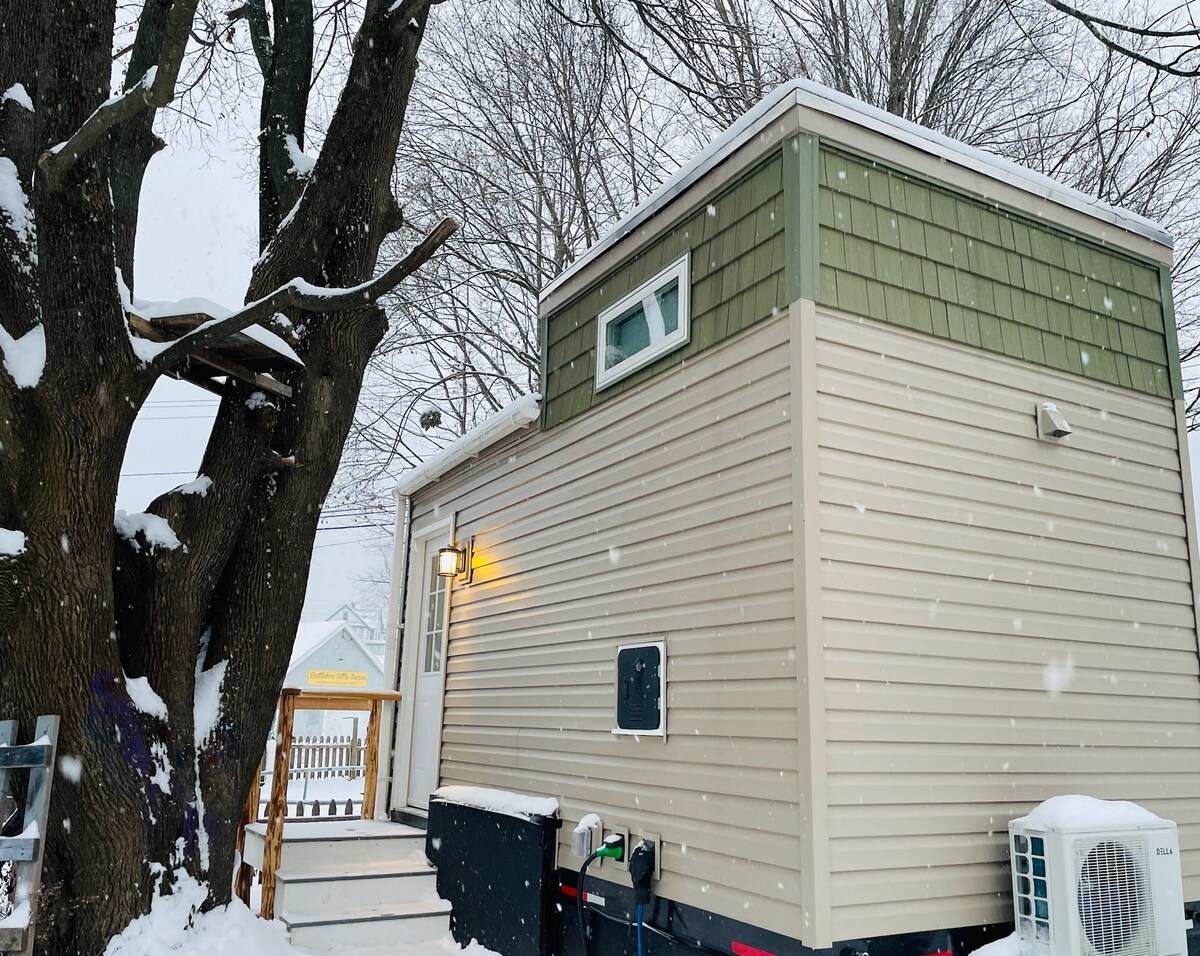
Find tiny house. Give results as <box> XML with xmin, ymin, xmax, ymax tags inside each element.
<box><xmin>381</xmin><ymin>80</ymin><xmax>1200</xmax><ymax>956</ymax></box>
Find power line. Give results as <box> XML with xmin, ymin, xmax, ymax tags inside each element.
<box><xmin>120</xmin><ymin>470</ymin><xmax>201</xmax><ymax>478</ymax></box>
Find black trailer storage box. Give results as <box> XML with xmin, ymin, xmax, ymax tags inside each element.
<box><xmin>427</xmin><ymin>796</ymin><xmax>561</xmax><ymax>956</ymax></box>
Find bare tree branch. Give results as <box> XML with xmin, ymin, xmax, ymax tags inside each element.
<box><xmin>227</xmin><ymin>0</ymin><xmax>273</xmax><ymax>73</ymax></box>
<box><xmin>1042</xmin><ymin>0</ymin><xmax>1200</xmax><ymax>76</ymax></box>
<box><xmin>148</xmin><ymin>218</ymin><xmax>458</xmax><ymax>372</ymax></box>
<box><xmin>38</xmin><ymin>0</ymin><xmax>201</xmax><ymax>187</ymax></box>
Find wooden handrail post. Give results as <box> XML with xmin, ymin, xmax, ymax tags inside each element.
<box><xmin>361</xmin><ymin>698</ymin><xmax>383</xmax><ymax>819</ymax></box>
<box><xmin>260</xmin><ymin>689</ymin><xmax>298</xmax><ymax>919</ymax></box>
<box><xmin>233</xmin><ymin>757</ymin><xmax>264</xmax><ymax>905</ymax></box>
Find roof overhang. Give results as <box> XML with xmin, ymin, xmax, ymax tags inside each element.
<box><xmin>394</xmin><ymin>393</ymin><xmax>542</xmax><ymax>499</ymax></box>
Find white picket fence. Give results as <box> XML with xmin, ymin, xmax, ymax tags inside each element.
<box><xmin>284</xmin><ymin>734</ymin><xmax>366</xmax><ymax>781</ymax></box>
<box><xmin>254</xmin><ymin>734</ymin><xmax>367</xmax><ymax>820</ymax></box>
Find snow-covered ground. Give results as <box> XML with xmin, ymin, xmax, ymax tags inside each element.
<box><xmin>103</xmin><ymin>871</ymin><xmax>497</xmax><ymax>956</ymax></box>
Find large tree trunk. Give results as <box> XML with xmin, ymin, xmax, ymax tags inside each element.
<box><xmin>0</xmin><ymin>1</ymin><xmax>441</xmax><ymax>952</ymax></box>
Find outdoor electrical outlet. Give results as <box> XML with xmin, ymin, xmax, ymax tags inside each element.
<box><xmin>602</xmin><ymin>825</ymin><xmax>630</xmax><ymax>870</ymax></box>
<box><xmin>572</xmin><ymin>815</ymin><xmax>603</xmax><ymax>859</ymax></box>
<box><xmin>640</xmin><ymin>831</ymin><xmax>663</xmax><ymax>880</ymax></box>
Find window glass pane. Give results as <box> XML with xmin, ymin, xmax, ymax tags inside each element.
<box><xmin>422</xmin><ymin>554</ymin><xmax>447</xmax><ymax>675</ymax></box>
<box><xmin>604</xmin><ymin>279</ymin><xmax>680</xmax><ymax>371</ymax></box>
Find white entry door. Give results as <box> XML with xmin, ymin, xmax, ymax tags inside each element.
<box><xmin>407</xmin><ymin>535</ymin><xmax>451</xmax><ymax>809</ymax></box>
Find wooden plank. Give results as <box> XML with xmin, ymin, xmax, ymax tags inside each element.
<box><xmin>126</xmin><ymin>314</ymin><xmax>293</xmax><ymax>398</ymax></box>
<box><xmin>186</xmin><ymin>347</ymin><xmax>292</xmax><ymax>399</ymax></box>
<box><xmin>233</xmin><ymin>758</ymin><xmax>263</xmax><ymax>905</ymax></box>
<box><xmin>292</xmin><ymin>696</ymin><xmax>372</xmax><ymax>713</ymax></box>
<box><xmin>0</xmin><ymin>838</ymin><xmax>38</xmax><ymax>862</ymax></box>
<box><xmin>360</xmin><ymin>699</ymin><xmax>383</xmax><ymax>819</ymax></box>
<box><xmin>260</xmin><ymin>694</ymin><xmax>295</xmax><ymax>920</ymax></box>
<box><xmin>0</xmin><ymin>745</ymin><xmax>51</xmax><ymax>770</ymax></box>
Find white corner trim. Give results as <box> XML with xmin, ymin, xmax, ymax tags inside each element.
<box><xmin>394</xmin><ymin>393</ymin><xmax>541</xmax><ymax>498</ymax></box>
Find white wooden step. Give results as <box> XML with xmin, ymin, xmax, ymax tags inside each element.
<box><xmin>283</xmin><ymin>899</ymin><xmax>452</xmax><ymax>954</ymax></box>
<box><xmin>275</xmin><ymin>859</ymin><xmax>439</xmax><ymax>915</ymax></box>
<box><xmin>242</xmin><ymin>820</ymin><xmax>426</xmax><ymax>871</ymax></box>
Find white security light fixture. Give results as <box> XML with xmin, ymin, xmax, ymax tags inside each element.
<box><xmin>1036</xmin><ymin>402</ymin><xmax>1072</xmax><ymax>441</ymax></box>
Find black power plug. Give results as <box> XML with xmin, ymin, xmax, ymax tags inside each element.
<box><xmin>629</xmin><ymin>839</ymin><xmax>656</xmax><ymax>905</ymax></box>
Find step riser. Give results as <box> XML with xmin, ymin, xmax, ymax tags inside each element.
<box><xmin>288</xmin><ymin>913</ymin><xmax>450</xmax><ymax>953</ymax></box>
<box><xmin>281</xmin><ymin>838</ymin><xmax>427</xmax><ymax>870</ymax></box>
<box><xmin>242</xmin><ymin>832</ymin><xmax>426</xmax><ymax>872</ymax></box>
<box><xmin>278</xmin><ymin>873</ymin><xmax>439</xmax><ymax>913</ymax></box>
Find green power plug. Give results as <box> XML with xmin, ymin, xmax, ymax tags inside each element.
<box><xmin>596</xmin><ymin>834</ymin><xmax>625</xmax><ymax>861</ymax></box>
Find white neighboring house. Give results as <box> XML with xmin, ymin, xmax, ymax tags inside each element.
<box><xmin>285</xmin><ymin>617</ymin><xmax>386</xmax><ymax>737</ymax></box>
<box><xmin>325</xmin><ymin>603</ymin><xmax>387</xmax><ymax>659</ymax></box>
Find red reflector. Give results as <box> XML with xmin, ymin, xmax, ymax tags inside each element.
<box><xmin>733</xmin><ymin>943</ymin><xmax>777</xmax><ymax>956</ymax></box>
<box><xmin>561</xmin><ymin>885</ymin><xmax>579</xmax><ymax>898</ymax></box>
<box><xmin>920</xmin><ymin>951</ymin><xmax>954</xmax><ymax>956</ymax></box>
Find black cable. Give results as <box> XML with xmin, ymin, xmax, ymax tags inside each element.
<box><xmin>579</xmin><ymin>890</ymin><xmax>731</xmax><ymax>956</ymax></box>
<box><xmin>578</xmin><ymin>850</ymin><xmax>601</xmax><ymax>956</ymax></box>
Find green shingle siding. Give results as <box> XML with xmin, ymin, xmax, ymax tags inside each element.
<box><xmin>816</xmin><ymin>146</ymin><xmax>1175</xmax><ymax>400</ymax></box>
<box><xmin>541</xmin><ymin>152</ymin><xmax>787</xmax><ymax>429</ymax></box>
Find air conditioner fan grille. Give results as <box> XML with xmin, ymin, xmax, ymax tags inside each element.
<box><xmin>1075</xmin><ymin>839</ymin><xmax>1154</xmax><ymax>956</ymax></box>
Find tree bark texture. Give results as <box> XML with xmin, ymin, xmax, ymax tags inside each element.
<box><xmin>0</xmin><ymin>1</ymin><xmax>437</xmax><ymax>952</ymax></box>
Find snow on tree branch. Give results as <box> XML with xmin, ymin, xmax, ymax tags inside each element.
<box><xmin>147</xmin><ymin>218</ymin><xmax>458</xmax><ymax>374</ymax></box>
<box><xmin>37</xmin><ymin>0</ymin><xmax>201</xmax><ymax>188</ymax></box>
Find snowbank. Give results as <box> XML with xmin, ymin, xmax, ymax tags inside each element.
<box><xmin>969</xmin><ymin>932</ymin><xmax>1018</xmax><ymax>956</ymax></box>
<box><xmin>433</xmin><ymin>785</ymin><xmax>559</xmax><ymax>820</ymax></box>
<box><xmin>105</xmin><ymin>870</ymin><xmax>502</xmax><ymax>956</ymax></box>
<box><xmin>104</xmin><ymin>874</ymin><xmax>294</xmax><ymax>956</ymax></box>
<box><xmin>1012</xmin><ymin>794</ymin><xmax>1167</xmax><ymax>831</ymax></box>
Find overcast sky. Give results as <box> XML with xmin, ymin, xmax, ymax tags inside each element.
<box><xmin>122</xmin><ymin>136</ymin><xmax>391</xmax><ymax>624</ymax></box>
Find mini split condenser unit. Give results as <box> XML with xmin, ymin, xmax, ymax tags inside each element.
<box><xmin>1009</xmin><ymin>799</ymin><xmax>1188</xmax><ymax>956</ymax></box>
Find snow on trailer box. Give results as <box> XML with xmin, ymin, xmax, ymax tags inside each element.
<box><xmin>384</xmin><ymin>78</ymin><xmax>1200</xmax><ymax>956</ymax></box>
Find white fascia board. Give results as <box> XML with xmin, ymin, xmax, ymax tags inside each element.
<box><xmin>393</xmin><ymin>393</ymin><xmax>541</xmax><ymax>498</ymax></box>
<box><xmin>541</xmin><ymin>79</ymin><xmax>1172</xmax><ymax>305</ymax></box>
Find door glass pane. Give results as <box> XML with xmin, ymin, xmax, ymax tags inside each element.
<box><xmin>421</xmin><ymin>553</ymin><xmax>448</xmax><ymax>674</ymax></box>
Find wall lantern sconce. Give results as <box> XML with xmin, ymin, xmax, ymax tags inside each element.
<box><xmin>437</xmin><ymin>546</ymin><xmax>465</xmax><ymax>577</ymax></box>
<box><xmin>437</xmin><ymin>538</ymin><xmax>474</xmax><ymax>582</ymax></box>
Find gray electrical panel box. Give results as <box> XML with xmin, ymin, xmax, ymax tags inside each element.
<box><xmin>613</xmin><ymin>640</ymin><xmax>665</xmax><ymax>736</ymax></box>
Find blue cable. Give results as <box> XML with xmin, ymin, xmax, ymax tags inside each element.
<box><xmin>636</xmin><ymin>903</ymin><xmax>645</xmax><ymax>956</ymax></box>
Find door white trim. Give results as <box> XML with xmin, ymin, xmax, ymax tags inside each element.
<box><xmin>390</xmin><ymin>525</ymin><xmax>453</xmax><ymax>812</ymax></box>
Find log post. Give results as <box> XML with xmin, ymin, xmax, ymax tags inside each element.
<box><xmin>360</xmin><ymin>698</ymin><xmax>383</xmax><ymax>820</ymax></box>
<box><xmin>232</xmin><ymin>756</ymin><xmax>264</xmax><ymax>905</ymax></box>
<box><xmin>260</xmin><ymin>689</ymin><xmax>298</xmax><ymax>919</ymax></box>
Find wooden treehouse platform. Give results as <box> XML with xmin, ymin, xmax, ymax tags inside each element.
<box><xmin>126</xmin><ymin>298</ymin><xmax>303</xmax><ymax>399</ymax></box>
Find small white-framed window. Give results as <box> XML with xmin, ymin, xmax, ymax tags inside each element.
<box><xmin>595</xmin><ymin>253</ymin><xmax>690</xmax><ymax>391</ymax></box>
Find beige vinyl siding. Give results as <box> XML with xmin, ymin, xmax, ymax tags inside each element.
<box><xmin>812</xmin><ymin>306</ymin><xmax>1200</xmax><ymax>940</ymax></box>
<box><xmin>411</xmin><ymin>314</ymin><xmax>805</xmax><ymax>938</ymax></box>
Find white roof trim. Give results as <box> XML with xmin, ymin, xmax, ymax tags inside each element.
<box><xmin>394</xmin><ymin>393</ymin><xmax>541</xmax><ymax>498</ymax></box>
<box><xmin>541</xmin><ymin>79</ymin><xmax>1172</xmax><ymax>304</ymax></box>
